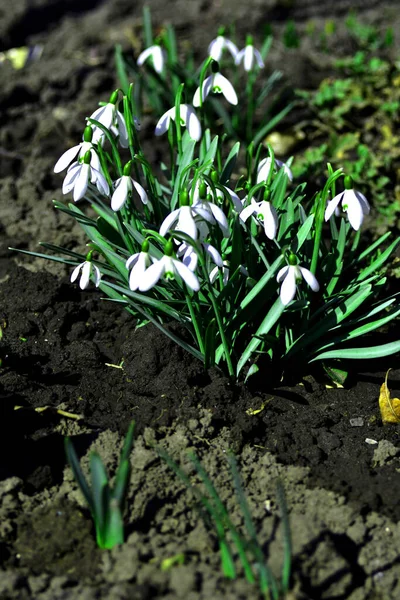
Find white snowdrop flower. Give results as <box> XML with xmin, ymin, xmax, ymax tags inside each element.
<box><xmin>88</xmin><ymin>91</ymin><xmax>131</xmax><ymax>148</ymax></box>
<box><xmin>277</xmin><ymin>259</ymin><xmax>320</xmax><ymax>306</ymax></box>
<box><xmin>137</xmin><ymin>44</ymin><xmax>166</xmax><ymax>74</ymax></box>
<box><xmin>155</xmin><ymin>104</ymin><xmax>202</xmax><ymax>142</ymax></box>
<box><xmin>126</xmin><ymin>242</ymin><xmax>154</xmax><ymax>291</ymax></box>
<box><xmin>54</xmin><ymin>126</ymin><xmax>102</xmax><ymax>174</ymax></box>
<box><xmin>257</xmin><ymin>157</ymin><xmax>293</xmax><ymax>183</ymax></box>
<box><xmin>208</xmin><ymin>34</ymin><xmax>239</xmax><ymax>62</ymax></box>
<box><xmin>62</xmin><ymin>152</ymin><xmax>109</xmax><ymax>202</ymax></box>
<box><xmin>240</xmin><ymin>199</ymin><xmax>278</xmax><ymax>240</ymax></box>
<box><xmin>138</xmin><ymin>241</ymin><xmax>200</xmax><ymax>292</ymax></box>
<box><xmin>235</xmin><ymin>36</ymin><xmax>264</xmax><ymax>72</ymax></box>
<box><xmin>193</xmin><ymin>70</ymin><xmax>238</xmax><ymax>106</ymax></box>
<box><xmin>112</xmin><ymin>165</ymin><xmax>151</xmax><ymax>212</ymax></box>
<box><xmin>190</xmin><ymin>181</ymin><xmax>230</xmax><ymax>237</ymax></box>
<box><xmin>325</xmin><ymin>176</ymin><xmax>370</xmax><ymax>231</ymax></box>
<box><xmin>70</xmin><ymin>259</ymin><xmax>101</xmax><ymax>290</ymax></box>
<box><xmin>209</xmin><ymin>260</ymin><xmax>248</xmax><ymax>285</ymax></box>
<box><xmin>178</xmin><ymin>240</ymin><xmax>223</xmax><ymax>272</ymax></box>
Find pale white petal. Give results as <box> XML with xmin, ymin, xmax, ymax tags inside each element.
<box><xmin>126</xmin><ymin>253</ymin><xmax>140</xmax><ymax>270</ymax></box>
<box><xmin>111</xmin><ymin>176</ymin><xmax>130</xmax><ymax>211</ymax></box>
<box><xmin>73</xmin><ymin>164</ymin><xmax>89</xmax><ymax>201</ymax></box>
<box><xmin>139</xmin><ymin>258</ymin><xmax>166</xmax><ymax>291</ymax></box>
<box><xmin>345</xmin><ymin>195</ymin><xmax>364</xmax><ymax>231</ymax></box>
<box><xmin>54</xmin><ymin>144</ymin><xmax>81</xmax><ymax>173</ymax></box>
<box><xmin>214</xmin><ymin>73</ymin><xmax>238</xmax><ymax>105</ymax></box>
<box><xmin>275</xmin><ymin>159</ymin><xmax>293</xmax><ymax>182</ymax></box>
<box><xmin>209</xmin><ymin>265</ymin><xmax>219</xmax><ymax>283</ymax></box>
<box><xmin>184</xmin><ymin>105</ymin><xmax>202</xmax><ymax>141</ymax></box>
<box><xmin>132</xmin><ymin>181</ymin><xmax>149</xmax><ymax>206</ymax></box>
<box><xmin>240</xmin><ymin>203</ymin><xmax>256</xmax><ymax>222</ymax></box>
<box><xmin>261</xmin><ymin>202</ymin><xmax>278</xmax><ymax>240</ymax></box>
<box><xmin>257</xmin><ymin>157</ymin><xmax>272</xmax><ymax>183</ymax></box>
<box><xmin>155</xmin><ymin>110</ymin><xmax>172</xmax><ymax>136</ymax></box>
<box><xmin>354</xmin><ymin>190</ymin><xmax>370</xmax><ymax>215</ymax></box>
<box><xmin>244</xmin><ymin>46</ymin><xmax>254</xmax><ymax>72</ymax></box>
<box><xmin>90</xmin><ymin>104</ymin><xmax>115</xmax><ymax>129</ymax></box>
<box><xmin>62</xmin><ymin>163</ymin><xmax>80</xmax><ymax>194</ymax></box>
<box><xmin>93</xmin><ymin>168</ymin><xmax>110</xmax><ymax>197</ymax></box>
<box><xmin>116</xmin><ymin>111</ymin><xmax>129</xmax><ymax>148</ymax></box>
<box><xmin>160</xmin><ymin>208</ymin><xmax>180</xmax><ymax>237</ymax></box>
<box><xmin>209</xmin><ymin>203</ymin><xmax>229</xmax><ymax>236</ymax></box>
<box><xmin>208</xmin><ymin>37</ymin><xmax>224</xmax><ymax>61</ymax></box>
<box><xmin>178</xmin><ymin>206</ymin><xmax>197</xmax><ymax>239</ymax></box>
<box><xmin>324</xmin><ymin>193</ymin><xmax>343</xmax><ymax>222</ymax></box>
<box><xmin>80</xmin><ymin>261</ymin><xmax>92</xmax><ymax>290</ymax></box>
<box><xmin>173</xmin><ymin>259</ymin><xmax>200</xmax><ymax>291</ymax></box>
<box><xmin>152</xmin><ymin>46</ymin><xmax>165</xmax><ymax>74</ymax></box>
<box><xmin>224</xmin><ymin>187</ymin><xmax>243</xmax><ymax>213</ymax></box>
<box><xmin>193</xmin><ymin>75</ymin><xmax>213</xmax><ymax>107</ymax></box>
<box><xmin>137</xmin><ymin>46</ymin><xmax>154</xmax><ymax>66</ymax></box>
<box><xmin>276</xmin><ymin>265</ymin><xmax>289</xmax><ymax>283</ymax></box>
<box><xmin>88</xmin><ymin>149</ymin><xmax>101</xmax><ymax>172</ymax></box>
<box><xmin>180</xmin><ymin>245</ymin><xmax>198</xmax><ymax>271</ymax></box>
<box><xmin>70</xmin><ymin>263</ymin><xmax>82</xmax><ymax>283</ymax></box>
<box><xmin>192</xmin><ymin>205</ymin><xmax>215</xmax><ymax>223</ymax></box>
<box><xmin>299</xmin><ymin>267</ymin><xmax>320</xmax><ymax>292</ymax></box>
<box><xmin>224</xmin><ymin>38</ymin><xmax>239</xmax><ymax>59</ymax></box>
<box><xmin>254</xmin><ymin>48</ymin><xmax>265</xmax><ymax>68</ymax></box>
<box><xmin>234</xmin><ymin>48</ymin><xmax>245</xmax><ymax>66</ymax></box>
<box><xmin>280</xmin><ymin>267</ymin><xmax>297</xmax><ymax>306</ymax></box>
<box><xmin>203</xmin><ymin>242</ymin><xmax>223</xmax><ymax>267</ymax></box>
<box><xmin>129</xmin><ymin>253</ymin><xmax>149</xmax><ymax>290</ymax></box>
<box><xmin>92</xmin><ymin>265</ymin><xmax>102</xmax><ymax>287</ymax></box>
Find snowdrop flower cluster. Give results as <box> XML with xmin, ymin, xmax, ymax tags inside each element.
<box><xmin>71</xmin><ymin>255</ymin><xmax>102</xmax><ymax>290</ymax></box>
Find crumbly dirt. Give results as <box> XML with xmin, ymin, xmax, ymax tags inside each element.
<box><xmin>1</xmin><ymin>1</ymin><xmax>400</xmax><ymax>599</ymax></box>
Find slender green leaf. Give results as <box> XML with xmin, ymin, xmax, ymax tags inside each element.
<box><xmin>64</xmin><ymin>438</ymin><xmax>94</xmax><ymax>513</ymax></box>
<box><xmin>311</xmin><ymin>340</ymin><xmax>400</xmax><ymax>361</ymax></box>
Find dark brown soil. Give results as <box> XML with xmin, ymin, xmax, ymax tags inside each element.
<box><xmin>1</xmin><ymin>1</ymin><xmax>400</xmax><ymax>599</ymax></box>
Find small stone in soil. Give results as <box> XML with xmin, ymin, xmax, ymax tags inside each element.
<box><xmin>349</xmin><ymin>417</ymin><xmax>364</xmax><ymax>426</ymax></box>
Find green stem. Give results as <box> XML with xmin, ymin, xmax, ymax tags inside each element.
<box><xmin>185</xmin><ymin>291</ymin><xmax>205</xmax><ymax>357</ymax></box>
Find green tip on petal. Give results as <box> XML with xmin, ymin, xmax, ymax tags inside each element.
<box><xmin>123</xmin><ymin>161</ymin><xmax>132</xmax><ymax>177</ymax></box>
<box><xmin>217</xmin><ymin>26</ymin><xmax>225</xmax><ymax>36</ymax></box>
<box><xmin>141</xmin><ymin>239</ymin><xmax>150</xmax><ymax>252</ymax></box>
<box><xmin>288</xmin><ymin>252</ymin><xmax>297</xmax><ymax>266</ymax></box>
<box><xmin>164</xmin><ymin>240</ymin><xmax>174</xmax><ymax>256</ymax></box>
<box><xmin>179</xmin><ymin>189</ymin><xmax>189</xmax><ymax>206</ymax></box>
<box><xmin>211</xmin><ymin>170</ymin><xmax>218</xmax><ymax>184</ymax></box>
<box><xmin>344</xmin><ymin>175</ymin><xmax>353</xmax><ymax>190</ymax></box>
<box><xmin>246</xmin><ymin>34</ymin><xmax>253</xmax><ymax>46</ymax></box>
<box><xmin>83</xmin><ymin>150</ymin><xmax>91</xmax><ymax>164</ymax></box>
<box><xmin>109</xmin><ymin>90</ymin><xmax>119</xmax><ymax>105</ymax></box>
<box><xmin>83</xmin><ymin>126</ymin><xmax>93</xmax><ymax>142</ymax></box>
<box><xmin>199</xmin><ymin>181</ymin><xmax>207</xmax><ymax>200</ymax></box>
<box><xmin>211</xmin><ymin>59</ymin><xmax>220</xmax><ymax>73</ymax></box>
<box><xmin>85</xmin><ymin>250</ymin><xmax>93</xmax><ymax>261</ymax></box>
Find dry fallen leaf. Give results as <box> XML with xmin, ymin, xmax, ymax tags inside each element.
<box><xmin>379</xmin><ymin>369</ymin><xmax>400</xmax><ymax>424</ymax></box>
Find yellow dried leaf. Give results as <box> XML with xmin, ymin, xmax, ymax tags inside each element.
<box><xmin>379</xmin><ymin>369</ymin><xmax>400</xmax><ymax>424</ymax></box>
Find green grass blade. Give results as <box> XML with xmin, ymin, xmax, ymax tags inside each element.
<box><xmin>64</xmin><ymin>438</ymin><xmax>94</xmax><ymax>513</ymax></box>
<box><xmin>357</xmin><ymin>237</ymin><xmax>400</xmax><ymax>282</ymax></box>
<box><xmin>240</xmin><ymin>255</ymin><xmax>284</xmax><ymax>310</ymax></box>
<box><xmin>90</xmin><ymin>453</ymin><xmax>110</xmax><ymax>539</ymax></box>
<box><xmin>103</xmin><ymin>501</ymin><xmax>125</xmax><ymax>549</ymax></box>
<box><xmin>115</xmin><ymin>45</ymin><xmax>130</xmax><ymax>95</ymax></box>
<box><xmin>311</xmin><ymin>340</ymin><xmax>400</xmax><ymax>361</ymax></box>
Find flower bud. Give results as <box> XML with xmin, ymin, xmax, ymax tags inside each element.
<box><xmin>109</xmin><ymin>90</ymin><xmax>119</xmax><ymax>105</ymax></box>
<box><xmin>179</xmin><ymin>189</ymin><xmax>189</xmax><ymax>206</ymax></box>
<box><xmin>263</xmin><ymin>185</ymin><xmax>271</xmax><ymax>201</ymax></box>
<box><xmin>288</xmin><ymin>252</ymin><xmax>297</xmax><ymax>266</ymax></box>
<box><xmin>198</xmin><ymin>181</ymin><xmax>207</xmax><ymax>199</ymax></box>
<box><xmin>141</xmin><ymin>239</ymin><xmax>150</xmax><ymax>252</ymax></box>
<box><xmin>211</xmin><ymin>170</ymin><xmax>218</xmax><ymax>184</ymax></box>
<box><xmin>83</xmin><ymin>150</ymin><xmax>91</xmax><ymax>165</ymax></box>
<box><xmin>344</xmin><ymin>175</ymin><xmax>353</xmax><ymax>190</ymax></box>
<box><xmin>83</xmin><ymin>126</ymin><xmax>93</xmax><ymax>142</ymax></box>
<box><xmin>164</xmin><ymin>240</ymin><xmax>174</xmax><ymax>256</ymax></box>
<box><xmin>123</xmin><ymin>161</ymin><xmax>133</xmax><ymax>177</ymax></box>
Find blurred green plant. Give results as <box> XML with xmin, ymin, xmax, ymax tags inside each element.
<box><xmin>65</xmin><ymin>421</ymin><xmax>135</xmax><ymax>549</ymax></box>
<box><xmin>157</xmin><ymin>447</ymin><xmax>292</xmax><ymax>599</ymax></box>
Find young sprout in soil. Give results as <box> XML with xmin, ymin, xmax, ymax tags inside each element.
<box><xmin>157</xmin><ymin>446</ymin><xmax>292</xmax><ymax>600</ymax></box>
<box><xmin>64</xmin><ymin>421</ymin><xmax>135</xmax><ymax>549</ymax></box>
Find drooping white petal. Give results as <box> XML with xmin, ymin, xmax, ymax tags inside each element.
<box><xmin>88</xmin><ymin>148</ymin><xmax>101</xmax><ymax>172</ymax></box>
<box><xmin>209</xmin><ymin>203</ymin><xmax>229</xmax><ymax>236</ymax></box>
<box><xmin>160</xmin><ymin>208</ymin><xmax>181</xmax><ymax>237</ymax></box>
<box><xmin>90</xmin><ymin>104</ymin><xmax>115</xmax><ymax>130</ymax></box>
<box><xmin>276</xmin><ymin>159</ymin><xmax>293</xmax><ymax>181</ymax></box>
<box><xmin>178</xmin><ymin>206</ymin><xmax>198</xmax><ymax>239</ymax></box>
<box><xmin>345</xmin><ymin>194</ymin><xmax>364</xmax><ymax>231</ymax></box>
<box><xmin>54</xmin><ymin>144</ymin><xmax>81</xmax><ymax>173</ymax></box>
<box><xmin>276</xmin><ymin>265</ymin><xmax>289</xmax><ymax>283</ymax></box>
<box><xmin>299</xmin><ymin>267</ymin><xmax>320</xmax><ymax>292</ymax></box>
<box><xmin>257</xmin><ymin>157</ymin><xmax>273</xmax><ymax>183</ymax></box>
<box><xmin>116</xmin><ymin>110</ymin><xmax>129</xmax><ymax>148</ymax></box>
<box><xmin>129</xmin><ymin>253</ymin><xmax>151</xmax><ymax>291</ymax></box>
<box><xmin>354</xmin><ymin>190</ymin><xmax>370</xmax><ymax>215</ymax></box>
<box><xmin>244</xmin><ymin>46</ymin><xmax>254</xmax><ymax>72</ymax></box>
<box><xmin>73</xmin><ymin>164</ymin><xmax>90</xmax><ymax>201</ymax></box>
<box><xmin>92</xmin><ymin>265</ymin><xmax>102</xmax><ymax>287</ymax></box>
<box><xmin>224</xmin><ymin>38</ymin><xmax>239</xmax><ymax>59</ymax></box>
<box><xmin>214</xmin><ymin>73</ymin><xmax>238</xmax><ymax>105</ymax></box>
<box><xmin>193</xmin><ymin>75</ymin><xmax>214</xmax><ymax>107</ymax></box>
<box><xmin>132</xmin><ymin>180</ymin><xmax>149</xmax><ymax>206</ymax></box>
<box><xmin>139</xmin><ymin>258</ymin><xmax>166</xmax><ymax>291</ymax></box>
<box><xmin>152</xmin><ymin>46</ymin><xmax>165</xmax><ymax>74</ymax></box>
<box><xmin>173</xmin><ymin>258</ymin><xmax>200</xmax><ymax>291</ymax></box>
<box><xmin>137</xmin><ymin>46</ymin><xmax>154</xmax><ymax>66</ymax></box>
<box><xmin>155</xmin><ymin>110</ymin><xmax>172</xmax><ymax>136</ymax></box>
<box><xmin>222</xmin><ymin>186</ymin><xmax>243</xmax><ymax>213</ymax></box>
<box><xmin>126</xmin><ymin>252</ymin><xmax>140</xmax><ymax>270</ymax></box>
<box><xmin>234</xmin><ymin>48</ymin><xmax>245</xmax><ymax>66</ymax></box>
<box><xmin>240</xmin><ymin>203</ymin><xmax>256</xmax><ymax>223</ymax></box>
<box><xmin>279</xmin><ymin>267</ymin><xmax>297</xmax><ymax>306</ymax></box>
<box><xmin>70</xmin><ymin>264</ymin><xmax>82</xmax><ymax>283</ymax></box>
<box><xmin>261</xmin><ymin>202</ymin><xmax>278</xmax><ymax>240</ymax></box>
<box><xmin>62</xmin><ymin>163</ymin><xmax>80</xmax><ymax>194</ymax></box>
<box><xmin>325</xmin><ymin>193</ymin><xmax>344</xmax><ymax>222</ymax></box>
<box><xmin>179</xmin><ymin>244</ymin><xmax>198</xmax><ymax>271</ymax></box>
<box><xmin>93</xmin><ymin>168</ymin><xmax>110</xmax><ymax>197</ymax></box>
<box><xmin>208</xmin><ymin>37</ymin><xmax>224</xmax><ymax>61</ymax></box>
<box><xmin>80</xmin><ymin>261</ymin><xmax>92</xmax><ymax>290</ymax></box>
<box><xmin>112</xmin><ymin>176</ymin><xmax>130</xmax><ymax>211</ymax></box>
<box><xmin>203</xmin><ymin>242</ymin><xmax>223</xmax><ymax>267</ymax></box>
<box><xmin>183</xmin><ymin>105</ymin><xmax>202</xmax><ymax>141</ymax></box>
<box><xmin>253</xmin><ymin>48</ymin><xmax>265</xmax><ymax>69</ymax></box>
<box><xmin>192</xmin><ymin>204</ymin><xmax>215</xmax><ymax>223</ymax></box>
